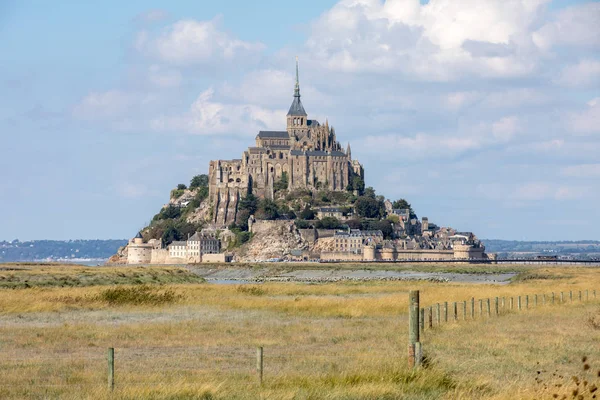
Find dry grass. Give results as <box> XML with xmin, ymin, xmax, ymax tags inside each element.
<box><xmin>0</xmin><ymin>263</ymin><xmax>598</xmax><ymax>399</ymax></box>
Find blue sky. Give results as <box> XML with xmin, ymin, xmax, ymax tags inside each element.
<box><xmin>1</xmin><ymin>0</ymin><xmax>599</xmax><ymax>241</ymax></box>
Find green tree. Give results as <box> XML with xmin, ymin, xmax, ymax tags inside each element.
<box><xmin>391</xmin><ymin>199</ymin><xmax>417</xmax><ymax>218</ymax></box>
<box><xmin>354</xmin><ymin>196</ymin><xmax>383</xmax><ymax>219</ymax></box>
<box><xmin>153</xmin><ymin>205</ymin><xmax>181</xmax><ymax>221</ymax></box>
<box><xmin>177</xmin><ymin>183</ymin><xmax>187</xmax><ymax>190</ymax></box>
<box><xmin>347</xmin><ymin>175</ymin><xmax>365</xmax><ymax>195</ymax></box>
<box><xmin>300</xmin><ymin>205</ymin><xmax>315</xmax><ymax>220</ymax></box>
<box><xmin>368</xmin><ymin>219</ymin><xmax>394</xmax><ymax>239</ymax></box>
<box><xmin>235</xmin><ymin>209</ymin><xmax>251</xmax><ymax>231</ymax></box>
<box><xmin>273</xmin><ymin>172</ymin><xmax>289</xmax><ymax>192</ymax></box>
<box><xmin>315</xmin><ymin>217</ymin><xmax>342</xmax><ymax>229</ymax></box>
<box><xmin>256</xmin><ymin>199</ymin><xmax>280</xmax><ymax>220</ymax></box>
<box><xmin>190</xmin><ymin>174</ymin><xmax>209</xmax><ymax>189</ymax></box>
<box><xmin>238</xmin><ymin>194</ymin><xmax>258</xmax><ymax>215</ymax></box>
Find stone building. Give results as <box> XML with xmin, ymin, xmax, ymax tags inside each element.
<box><xmin>126</xmin><ymin>231</ymin><xmax>225</xmax><ymax>265</ymax></box>
<box><xmin>127</xmin><ymin>232</ymin><xmax>156</xmax><ymax>264</ymax></box>
<box><xmin>208</xmin><ymin>59</ymin><xmax>363</xmax><ymax>226</ymax></box>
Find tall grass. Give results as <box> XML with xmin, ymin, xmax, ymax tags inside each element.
<box><xmin>0</xmin><ymin>264</ymin><xmax>598</xmax><ymax>398</ymax></box>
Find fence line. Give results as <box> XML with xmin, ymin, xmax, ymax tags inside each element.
<box><xmin>409</xmin><ymin>288</ymin><xmax>598</xmax><ymax>368</ymax></box>
<box><xmin>418</xmin><ymin>288</ymin><xmax>597</xmax><ymax>332</ymax></box>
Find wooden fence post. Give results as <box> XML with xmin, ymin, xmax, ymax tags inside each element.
<box><xmin>420</xmin><ymin>308</ymin><xmax>425</xmax><ymax>334</ymax></box>
<box><xmin>486</xmin><ymin>299</ymin><xmax>491</xmax><ymax>317</ymax></box>
<box><xmin>453</xmin><ymin>302</ymin><xmax>457</xmax><ymax>322</ymax></box>
<box><xmin>510</xmin><ymin>297</ymin><xmax>514</xmax><ymax>310</ymax></box>
<box><xmin>585</xmin><ymin>290</ymin><xmax>589</xmax><ymax>301</ymax></box>
<box><xmin>594</xmin><ymin>290</ymin><xmax>596</xmax><ymax>299</ymax></box>
<box><xmin>542</xmin><ymin>294</ymin><xmax>546</xmax><ymax>306</ymax></box>
<box><xmin>552</xmin><ymin>292</ymin><xmax>555</xmax><ymax>305</ymax></box>
<box><xmin>560</xmin><ymin>292</ymin><xmax>564</xmax><ymax>303</ymax></box>
<box><xmin>534</xmin><ymin>294</ymin><xmax>538</xmax><ymax>308</ymax></box>
<box><xmin>578</xmin><ymin>291</ymin><xmax>582</xmax><ymax>302</ymax></box>
<box><xmin>444</xmin><ymin>302</ymin><xmax>448</xmax><ymax>323</ymax></box>
<box><xmin>415</xmin><ymin>342</ymin><xmax>423</xmax><ymax>368</ymax></box>
<box><xmin>502</xmin><ymin>297</ymin><xmax>505</xmax><ymax>309</ymax></box>
<box><xmin>570</xmin><ymin>290</ymin><xmax>573</xmax><ymax>303</ymax></box>
<box><xmin>436</xmin><ymin>303</ymin><xmax>441</xmax><ymax>325</ymax></box>
<box><xmin>479</xmin><ymin>299</ymin><xmax>483</xmax><ymax>317</ymax></box>
<box><xmin>428</xmin><ymin>306</ymin><xmax>433</xmax><ymax>329</ymax></box>
<box><xmin>525</xmin><ymin>295</ymin><xmax>529</xmax><ymax>309</ymax></box>
<box><xmin>107</xmin><ymin>347</ymin><xmax>114</xmax><ymax>392</ymax></box>
<box><xmin>257</xmin><ymin>346</ymin><xmax>264</xmax><ymax>385</ymax></box>
<box><xmin>494</xmin><ymin>297</ymin><xmax>499</xmax><ymax>316</ymax></box>
<box><xmin>408</xmin><ymin>291</ymin><xmax>421</xmax><ymax>368</ymax></box>
<box><xmin>470</xmin><ymin>298</ymin><xmax>475</xmax><ymax>319</ymax></box>
<box><xmin>518</xmin><ymin>296</ymin><xmax>522</xmax><ymax>310</ymax></box>
<box><xmin>463</xmin><ymin>301</ymin><xmax>467</xmax><ymax>321</ymax></box>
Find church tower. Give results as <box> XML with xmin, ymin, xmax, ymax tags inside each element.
<box><xmin>287</xmin><ymin>57</ymin><xmax>307</xmax><ymax>135</ymax></box>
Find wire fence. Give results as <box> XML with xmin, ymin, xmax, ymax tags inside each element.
<box><xmin>0</xmin><ymin>342</ymin><xmax>400</xmax><ymax>395</ymax></box>
<box><xmin>421</xmin><ymin>289</ymin><xmax>597</xmax><ymax>331</ymax></box>
<box><xmin>407</xmin><ymin>288</ymin><xmax>599</xmax><ymax>367</ymax></box>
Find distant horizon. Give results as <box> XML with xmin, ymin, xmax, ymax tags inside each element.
<box><xmin>3</xmin><ymin>238</ymin><xmax>599</xmax><ymax>243</ymax></box>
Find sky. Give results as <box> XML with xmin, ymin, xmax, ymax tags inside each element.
<box><xmin>0</xmin><ymin>0</ymin><xmax>599</xmax><ymax>241</ymax></box>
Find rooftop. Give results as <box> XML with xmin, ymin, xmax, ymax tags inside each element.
<box><xmin>257</xmin><ymin>131</ymin><xmax>289</xmax><ymax>138</ymax></box>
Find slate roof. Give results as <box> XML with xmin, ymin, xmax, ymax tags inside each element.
<box><xmin>287</xmin><ymin>95</ymin><xmax>307</xmax><ymax>116</ymax></box>
<box><xmin>170</xmin><ymin>241</ymin><xmax>187</xmax><ymax>247</ymax></box>
<box><xmin>319</xmin><ymin>207</ymin><xmax>343</xmax><ymax>213</ymax></box>
<box><xmin>248</xmin><ymin>147</ymin><xmax>266</xmax><ymax>153</ymax></box>
<box><xmin>306</xmin><ymin>150</ymin><xmax>328</xmax><ymax>156</ymax></box>
<box><xmin>189</xmin><ymin>232</ymin><xmax>200</xmax><ymax>241</ymax></box>
<box><xmin>330</xmin><ymin>151</ymin><xmax>346</xmax><ymax>157</ymax></box>
<box><xmin>306</xmin><ymin>119</ymin><xmax>319</xmax><ymax>126</ymax></box>
<box><xmin>268</xmin><ymin>145</ymin><xmax>291</xmax><ymax>150</ymax></box>
<box><xmin>257</xmin><ymin>131</ymin><xmax>289</xmax><ymax>138</ymax></box>
<box><xmin>134</xmin><ymin>231</ymin><xmax>143</xmax><ymax>239</ymax></box>
<box><xmin>290</xmin><ymin>150</ymin><xmax>305</xmax><ymax>156</ymax></box>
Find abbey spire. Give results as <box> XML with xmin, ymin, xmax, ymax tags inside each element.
<box><xmin>287</xmin><ymin>56</ymin><xmax>307</xmax><ymax>117</ymax></box>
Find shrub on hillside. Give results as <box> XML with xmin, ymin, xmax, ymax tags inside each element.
<box><xmin>190</xmin><ymin>174</ymin><xmax>209</xmax><ymax>189</ymax></box>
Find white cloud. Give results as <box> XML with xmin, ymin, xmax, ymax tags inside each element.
<box><xmin>147</xmin><ymin>65</ymin><xmax>182</xmax><ymax>88</ymax></box>
<box><xmin>304</xmin><ymin>0</ymin><xmax>551</xmax><ymax>80</ymax></box>
<box><xmin>568</xmin><ymin>98</ymin><xmax>600</xmax><ymax>135</ymax></box>
<box><xmin>555</xmin><ymin>59</ymin><xmax>600</xmax><ymax>87</ymax></box>
<box><xmin>533</xmin><ymin>2</ymin><xmax>600</xmax><ymax>50</ymax></box>
<box><xmin>560</xmin><ymin>164</ymin><xmax>600</xmax><ymax>178</ymax></box>
<box><xmin>72</xmin><ymin>90</ymin><xmax>157</xmax><ymax>120</ymax></box>
<box><xmin>492</xmin><ymin>116</ymin><xmax>520</xmax><ymax>141</ymax></box>
<box><xmin>135</xmin><ymin>17</ymin><xmax>265</xmax><ymax>66</ymax></box>
<box><xmin>150</xmin><ymin>88</ymin><xmax>285</xmax><ymax>135</ymax></box>
<box><xmin>358</xmin><ymin>114</ymin><xmax>521</xmax><ymax>160</ymax></box>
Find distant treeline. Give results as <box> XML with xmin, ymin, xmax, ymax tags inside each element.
<box><xmin>482</xmin><ymin>239</ymin><xmax>600</xmax><ymax>254</ymax></box>
<box><xmin>0</xmin><ymin>240</ymin><xmax>128</xmax><ymax>262</ymax></box>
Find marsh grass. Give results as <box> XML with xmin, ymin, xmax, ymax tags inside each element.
<box><xmin>0</xmin><ymin>263</ymin><xmax>599</xmax><ymax>399</ymax></box>
<box><xmin>0</xmin><ymin>265</ymin><xmax>205</xmax><ymax>289</ymax></box>
<box><xmin>96</xmin><ymin>285</ymin><xmax>181</xmax><ymax>305</ymax></box>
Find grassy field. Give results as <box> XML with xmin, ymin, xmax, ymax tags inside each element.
<box><xmin>0</xmin><ymin>263</ymin><xmax>598</xmax><ymax>399</ymax></box>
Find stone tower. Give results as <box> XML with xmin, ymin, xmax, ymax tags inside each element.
<box><xmin>287</xmin><ymin>57</ymin><xmax>307</xmax><ymax>134</ymax></box>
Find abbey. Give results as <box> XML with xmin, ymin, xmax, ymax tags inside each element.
<box><xmin>208</xmin><ymin>60</ymin><xmax>363</xmax><ymax>225</ymax></box>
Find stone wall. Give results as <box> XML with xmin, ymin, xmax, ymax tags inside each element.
<box><xmin>202</xmin><ymin>253</ymin><xmax>233</xmax><ymax>263</ymax></box>
<box><xmin>320</xmin><ymin>251</ymin><xmax>363</xmax><ymax>261</ymax></box>
<box><xmin>127</xmin><ymin>244</ymin><xmax>152</xmax><ymax>264</ymax></box>
<box><xmin>298</xmin><ymin>228</ymin><xmax>317</xmax><ymax>244</ymax></box>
